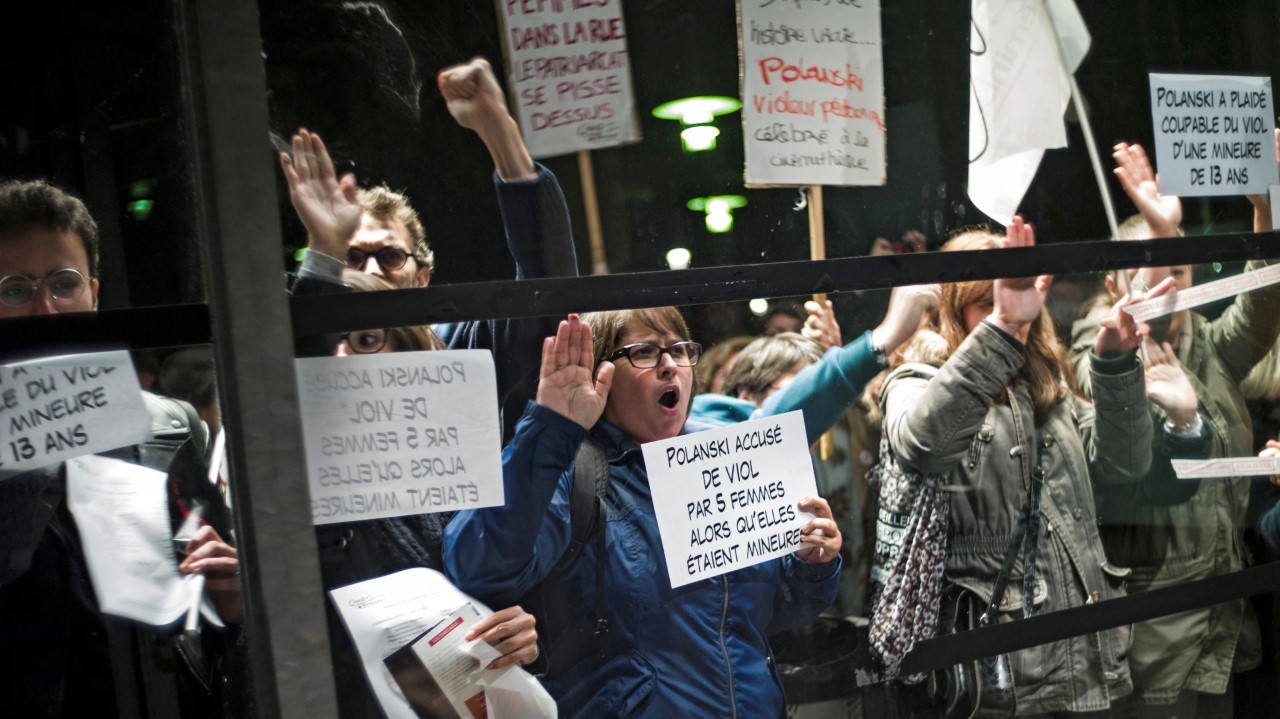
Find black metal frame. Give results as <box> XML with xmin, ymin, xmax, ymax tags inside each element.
<box><xmin>4</xmin><ymin>0</ymin><xmax>1280</xmax><ymax>712</ymax></box>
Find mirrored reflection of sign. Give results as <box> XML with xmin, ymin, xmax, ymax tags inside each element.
<box><xmin>740</xmin><ymin>0</ymin><xmax>886</xmax><ymax>186</ymax></box>
<box><xmin>642</xmin><ymin>411</ymin><xmax>818</xmax><ymax>588</ymax></box>
<box><xmin>498</xmin><ymin>0</ymin><xmax>641</xmax><ymax>158</ymax></box>
<box><xmin>0</xmin><ymin>350</ymin><xmax>149</xmax><ymax>475</ymax></box>
<box><xmin>1125</xmin><ymin>262</ymin><xmax>1280</xmax><ymax>323</ymax></box>
<box><xmin>1149</xmin><ymin>73</ymin><xmax>1279</xmax><ymax>196</ymax></box>
<box><xmin>294</xmin><ymin>350</ymin><xmax>503</xmax><ymax>526</ymax></box>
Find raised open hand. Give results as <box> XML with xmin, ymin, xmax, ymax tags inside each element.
<box><xmin>1142</xmin><ymin>338</ymin><xmax>1198</xmax><ymax>426</ymax></box>
<box><xmin>279</xmin><ymin>129</ymin><xmax>361</xmax><ymax>258</ymax></box>
<box><xmin>990</xmin><ymin>217</ymin><xmax>1052</xmax><ymax>341</ymax></box>
<box><xmin>1113</xmin><ymin>142</ymin><xmax>1181</xmax><ymax>238</ymax></box>
<box><xmin>536</xmin><ymin>315</ymin><xmax>614</xmax><ymax>429</ymax></box>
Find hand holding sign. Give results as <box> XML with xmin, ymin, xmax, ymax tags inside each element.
<box><xmin>1094</xmin><ymin>276</ymin><xmax>1176</xmax><ymax>358</ymax></box>
<box><xmin>464</xmin><ymin>605</ymin><xmax>539</xmax><ymax>670</ymax></box>
<box><xmin>1113</xmin><ymin>141</ymin><xmax>1182</xmax><ymax>237</ymax></box>
<box><xmin>536</xmin><ymin>315</ymin><xmax>614</xmax><ymax>430</ymax></box>
<box><xmin>795</xmin><ymin>496</ymin><xmax>841</xmax><ymax>565</ymax></box>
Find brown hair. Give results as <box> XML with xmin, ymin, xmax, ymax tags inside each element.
<box><xmin>357</xmin><ymin>185</ymin><xmax>434</xmax><ymax>271</ymax></box>
<box><xmin>907</xmin><ymin>230</ymin><xmax>1076</xmax><ymax>420</ymax></box>
<box><xmin>721</xmin><ymin>332</ymin><xmax>823</xmax><ymax>400</ymax></box>
<box><xmin>341</xmin><ymin>269</ymin><xmax>444</xmax><ymax>351</ymax></box>
<box><xmin>695</xmin><ymin>335</ymin><xmax>756</xmax><ymax>395</ymax></box>
<box><xmin>584</xmin><ymin>307</ymin><xmax>692</xmax><ymax>365</ymax></box>
<box><xmin>0</xmin><ymin>180</ymin><xmax>100</xmax><ymax>276</ymax></box>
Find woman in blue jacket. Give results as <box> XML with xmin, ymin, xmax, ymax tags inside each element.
<box><xmin>444</xmin><ymin>311</ymin><xmax>844</xmax><ymax>717</ymax></box>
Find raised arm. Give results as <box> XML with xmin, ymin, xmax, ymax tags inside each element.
<box><xmin>1113</xmin><ymin>141</ymin><xmax>1182</xmax><ymax>238</ymax></box>
<box><xmin>279</xmin><ymin>129</ymin><xmax>362</xmax><ymax>264</ymax></box>
<box><xmin>443</xmin><ymin>317</ymin><xmax>613</xmax><ymax>606</ymax></box>
<box><xmin>761</xmin><ymin>284</ymin><xmax>939</xmax><ymax>444</ymax></box>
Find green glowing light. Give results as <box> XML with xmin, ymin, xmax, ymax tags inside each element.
<box><xmin>680</xmin><ymin>125</ymin><xmax>720</xmax><ymax>152</ymax></box>
<box><xmin>652</xmin><ymin>96</ymin><xmax>741</xmax><ymax>125</ymax></box>
<box><xmin>127</xmin><ymin>199</ymin><xmax>153</xmax><ymax>221</ymax></box>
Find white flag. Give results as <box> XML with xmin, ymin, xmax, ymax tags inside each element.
<box><xmin>968</xmin><ymin>0</ymin><xmax>1091</xmax><ymax>225</ymax></box>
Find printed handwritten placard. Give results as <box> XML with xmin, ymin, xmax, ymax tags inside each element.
<box><xmin>498</xmin><ymin>0</ymin><xmax>640</xmax><ymax>158</ymax></box>
<box><xmin>642</xmin><ymin>411</ymin><xmax>818</xmax><ymax>588</ymax></box>
<box><xmin>0</xmin><ymin>351</ymin><xmax>149</xmax><ymax>475</ymax></box>
<box><xmin>740</xmin><ymin>0</ymin><xmax>886</xmax><ymax>186</ymax></box>
<box><xmin>294</xmin><ymin>350</ymin><xmax>503</xmax><ymax>526</ymax></box>
<box><xmin>1149</xmin><ymin>73</ymin><xmax>1279</xmax><ymax>196</ymax></box>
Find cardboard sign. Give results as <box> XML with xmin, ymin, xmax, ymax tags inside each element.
<box><xmin>0</xmin><ymin>351</ymin><xmax>149</xmax><ymax>475</ymax></box>
<box><xmin>740</xmin><ymin>0</ymin><xmax>886</xmax><ymax>186</ymax></box>
<box><xmin>1149</xmin><ymin>73</ymin><xmax>1279</xmax><ymax>196</ymax></box>
<box><xmin>1124</xmin><ymin>262</ymin><xmax>1280</xmax><ymax>323</ymax></box>
<box><xmin>642</xmin><ymin>411</ymin><xmax>819</xmax><ymax>588</ymax></box>
<box><xmin>498</xmin><ymin>0</ymin><xmax>641</xmax><ymax>158</ymax></box>
<box><xmin>294</xmin><ymin>350</ymin><xmax>504</xmax><ymax>526</ymax></box>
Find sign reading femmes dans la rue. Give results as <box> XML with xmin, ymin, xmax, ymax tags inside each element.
<box><xmin>498</xmin><ymin>0</ymin><xmax>641</xmax><ymax>158</ymax></box>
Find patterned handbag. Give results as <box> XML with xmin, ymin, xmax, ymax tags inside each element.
<box><xmin>867</xmin><ymin>433</ymin><xmax>951</xmax><ymax>683</ymax></box>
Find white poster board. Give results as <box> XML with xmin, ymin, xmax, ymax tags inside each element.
<box><xmin>66</xmin><ymin>455</ymin><xmax>222</xmax><ymax>627</ymax></box>
<box><xmin>740</xmin><ymin>0</ymin><xmax>886</xmax><ymax>186</ymax></box>
<box><xmin>0</xmin><ymin>350</ymin><xmax>149</xmax><ymax>475</ymax></box>
<box><xmin>1149</xmin><ymin>73</ymin><xmax>1279</xmax><ymax>196</ymax></box>
<box><xmin>498</xmin><ymin>0</ymin><xmax>641</xmax><ymax>158</ymax></box>
<box><xmin>294</xmin><ymin>350</ymin><xmax>504</xmax><ymax>526</ymax></box>
<box><xmin>642</xmin><ymin>411</ymin><xmax>818</xmax><ymax>588</ymax></box>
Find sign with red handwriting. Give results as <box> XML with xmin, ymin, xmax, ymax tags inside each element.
<box><xmin>740</xmin><ymin>0</ymin><xmax>885</xmax><ymax>186</ymax></box>
<box><xmin>497</xmin><ymin>0</ymin><xmax>640</xmax><ymax>158</ymax></box>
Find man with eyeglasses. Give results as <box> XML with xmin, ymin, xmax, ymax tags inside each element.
<box><xmin>0</xmin><ymin>179</ymin><xmax>239</xmax><ymax>717</ymax></box>
<box><xmin>284</xmin><ymin>57</ymin><xmax>577</xmax><ymax>441</ymax></box>
<box><xmin>0</xmin><ymin>181</ymin><xmax>99</xmax><ymax>318</ymax></box>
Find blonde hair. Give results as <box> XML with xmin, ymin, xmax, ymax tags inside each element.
<box><xmin>357</xmin><ymin>185</ymin><xmax>434</xmax><ymax>271</ymax></box>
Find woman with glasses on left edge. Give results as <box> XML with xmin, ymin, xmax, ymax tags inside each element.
<box><xmin>443</xmin><ymin>300</ymin><xmax>958</xmax><ymax>717</ymax></box>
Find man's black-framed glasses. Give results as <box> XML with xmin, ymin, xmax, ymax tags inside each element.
<box><xmin>607</xmin><ymin>341</ymin><xmax>702</xmax><ymax>368</ymax></box>
<box><xmin>341</xmin><ymin>329</ymin><xmax>388</xmax><ymax>354</ymax></box>
<box><xmin>0</xmin><ymin>268</ymin><xmax>91</xmax><ymax>308</ymax></box>
<box><xmin>346</xmin><ymin>246</ymin><xmax>410</xmax><ymax>271</ymax></box>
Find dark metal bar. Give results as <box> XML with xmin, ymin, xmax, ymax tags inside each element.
<box><xmin>0</xmin><ymin>304</ymin><xmax>211</xmax><ymax>360</ymax></box>
<box><xmin>291</xmin><ymin>232</ymin><xmax>1280</xmax><ymax>335</ymax></box>
<box><xmin>179</xmin><ymin>0</ymin><xmax>337</xmax><ymax>716</ymax></box>
<box><xmin>896</xmin><ymin>561</ymin><xmax>1280</xmax><ymax>678</ymax></box>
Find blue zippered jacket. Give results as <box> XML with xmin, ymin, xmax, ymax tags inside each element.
<box><xmin>443</xmin><ymin>332</ymin><xmax>882</xmax><ymax>716</ymax></box>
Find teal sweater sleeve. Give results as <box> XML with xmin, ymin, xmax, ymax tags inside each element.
<box><xmin>755</xmin><ymin>331</ymin><xmax>881</xmax><ymax>446</ymax></box>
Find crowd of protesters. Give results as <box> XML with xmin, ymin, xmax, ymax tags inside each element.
<box><xmin>4</xmin><ymin>55</ymin><xmax>1280</xmax><ymax>719</ymax></box>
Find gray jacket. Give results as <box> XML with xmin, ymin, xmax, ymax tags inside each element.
<box><xmin>881</xmin><ymin>321</ymin><xmax>1152</xmax><ymax>715</ymax></box>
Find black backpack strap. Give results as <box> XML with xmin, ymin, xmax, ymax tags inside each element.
<box><xmin>561</xmin><ymin>438</ymin><xmax>611</xmax><ymax>634</ymax></box>
<box><xmin>554</xmin><ymin>438</ymin><xmax>610</xmax><ymax>574</ymax></box>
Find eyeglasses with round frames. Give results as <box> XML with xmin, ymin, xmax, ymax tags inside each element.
<box><xmin>0</xmin><ymin>268</ymin><xmax>91</xmax><ymax>308</ymax></box>
<box><xmin>340</xmin><ymin>329</ymin><xmax>388</xmax><ymax>354</ymax></box>
<box><xmin>346</xmin><ymin>246</ymin><xmax>410</xmax><ymax>271</ymax></box>
<box><xmin>607</xmin><ymin>341</ymin><xmax>702</xmax><ymax>369</ymax></box>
